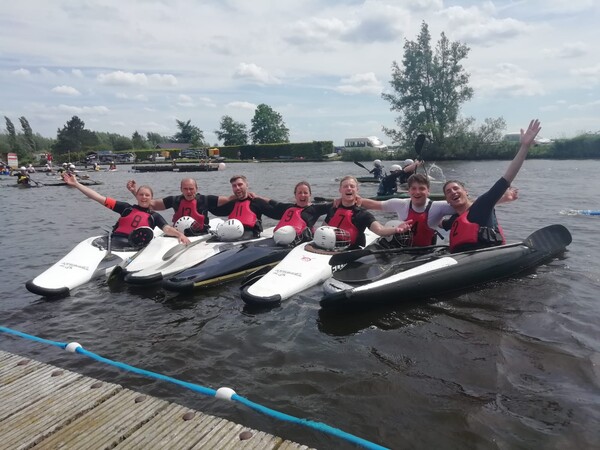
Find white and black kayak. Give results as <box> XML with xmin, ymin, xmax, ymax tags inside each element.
<box><xmin>25</xmin><ymin>228</ymin><xmax>160</xmax><ymax>298</ymax></box>
<box><xmin>240</xmin><ymin>229</ymin><xmax>379</xmax><ymax>307</ymax></box>
<box><xmin>122</xmin><ymin>227</ymin><xmax>274</xmax><ymax>284</ymax></box>
<box><xmin>320</xmin><ymin>224</ymin><xmax>572</xmax><ymax>310</ymax></box>
<box><xmin>162</xmin><ymin>237</ymin><xmax>295</xmax><ymax>292</ymax></box>
<box><xmin>115</xmin><ymin>218</ymin><xmax>222</xmax><ymax>282</ymax></box>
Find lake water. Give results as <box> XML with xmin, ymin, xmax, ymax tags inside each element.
<box><xmin>1</xmin><ymin>160</ymin><xmax>599</xmax><ymax>449</ymax></box>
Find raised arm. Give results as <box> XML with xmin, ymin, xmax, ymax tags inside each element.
<box><xmin>503</xmin><ymin>119</ymin><xmax>541</xmax><ymax>184</ymax></box>
<box><xmin>63</xmin><ymin>172</ymin><xmax>106</xmax><ymax>205</ymax></box>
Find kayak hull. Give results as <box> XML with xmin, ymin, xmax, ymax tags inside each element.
<box><xmin>240</xmin><ymin>230</ymin><xmax>379</xmax><ymax>307</ymax></box>
<box><xmin>320</xmin><ymin>225</ymin><xmax>572</xmax><ymax>310</ymax></box>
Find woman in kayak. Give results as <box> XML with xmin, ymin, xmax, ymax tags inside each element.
<box><xmin>62</xmin><ymin>172</ymin><xmax>190</xmax><ymax>244</ymax></box>
<box><xmin>323</xmin><ymin>175</ymin><xmax>413</xmax><ymax>249</ymax></box>
<box><xmin>442</xmin><ymin>119</ymin><xmax>541</xmax><ymax>253</ymax></box>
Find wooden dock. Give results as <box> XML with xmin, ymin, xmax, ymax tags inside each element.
<box><xmin>0</xmin><ymin>350</ymin><xmax>313</xmax><ymax>449</ymax></box>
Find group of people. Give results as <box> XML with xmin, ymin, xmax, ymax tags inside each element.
<box><xmin>62</xmin><ymin>119</ymin><xmax>542</xmax><ymax>255</ymax></box>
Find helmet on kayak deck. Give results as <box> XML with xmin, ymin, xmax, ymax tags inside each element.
<box><xmin>174</xmin><ymin>216</ymin><xmax>204</xmax><ymax>236</ymax></box>
<box><xmin>373</xmin><ymin>159</ymin><xmax>382</xmax><ymax>167</ymax></box>
<box><xmin>273</xmin><ymin>225</ymin><xmax>297</xmax><ymax>246</ymax></box>
<box><xmin>313</xmin><ymin>226</ymin><xmax>351</xmax><ymax>251</ymax></box>
<box><xmin>381</xmin><ymin>220</ymin><xmax>413</xmax><ymax>248</ymax></box>
<box><xmin>390</xmin><ymin>164</ymin><xmax>402</xmax><ymax>172</ymax></box>
<box><xmin>216</xmin><ymin>218</ymin><xmax>244</xmax><ymax>241</ymax></box>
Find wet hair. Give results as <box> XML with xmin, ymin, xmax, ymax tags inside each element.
<box><xmin>294</xmin><ymin>181</ymin><xmax>312</xmax><ymax>194</ymax></box>
<box><xmin>229</xmin><ymin>175</ymin><xmax>248</xmax><ymax>184</ymax></box>
<box><xmin>339</xmin><ymin>175</ymin><xmax>358</xmax><ymax>187</ymax></box>
<box><xmin>407</xmin><ymin>173</ymin><xmax>429</xmax><ymax>189</ymax></box>
<box><xmin>442</xmin><ymin>180</ymin><xmax>466</xmax><ymax>193</ymax></box>
<box><xmin>180</xmin><ymin>178</ymin><xmax>198</xmax><ymax>189</ymax></box>
<box><xmin>137</xmin><ymin>185</ymin><xmax>154</xmax><ymax>197</ymax></box>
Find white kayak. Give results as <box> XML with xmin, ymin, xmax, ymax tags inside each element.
<box><xmin>123</xmin><ymin>227</ymin><xmax>275</xmax><ymax>284</ymax></box>
<box><xmin>241</xmin><ymin>229</ymin><xmax>378</xmax><ymax>306</ymax></box>
<box><xmin>25</xmin><ymin>229</ymin><xmax>161</xmax><ymax>298</ymax></box>
<box><xmin>116</xmin><ymin>218</ymin><xmax>222</xmax><ymax>280</ymax></box>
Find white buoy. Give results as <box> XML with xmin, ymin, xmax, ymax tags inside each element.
<box><xmin>218</xmin><ymin>162</ymin><xmax>226</xmax><ymax>171</ymax></box>
<box><xmin>215</xmin><ymin>387</ymin><xmax>236</xmax><ymax>400</ymax></box>
<box><xmin>65</xmin><ymin>342</ymin><xmax>82</xmax><ymax>353</ymax></box>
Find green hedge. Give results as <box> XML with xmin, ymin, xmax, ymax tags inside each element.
<box><xmin>217</xmin><ymin>141</ymin><xmax>334</xmax><ymax>160</ymax></box>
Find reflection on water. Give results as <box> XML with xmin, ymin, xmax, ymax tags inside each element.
<box><xmin>1</xmin><ymin>161</ymin><xmax>600</xmax><ymax>449</ymax></box>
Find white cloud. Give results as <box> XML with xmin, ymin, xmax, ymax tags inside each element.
<box><xmin>226</xmin><ymin>101</ymin><xmax>257</xmax><ymax>110</ymax></box>
<box><xmin>335</xmin><ymin>72</ymin><xmax>383</xmax><ymax>95</ymax></box>
<box><xmin>51</xmin><ymin>85</ymin><xmax>81</xmax><ymax>95</ymax></box>
<box><xmin>571</xmin><ymin>64</ymin><xmax>600</xmax><ymax>84</ymax></box>
<box><xmin>72</xmin><ymin>69</ymin><xmax>84</xmax><ymax>78</ymax></box>
<box><xmin>471</xmin><ymin>63</ymin><xmax>544</xmax><ymax>97</ymax></box>
<box><xmin>12</xmin><ymin>68</ymin><xmax>30</xmax><ymax>77</ymax></box>
<box><xmin>97</xmin><ymin>70</ymin><xmax>177</xmax><ymax>87</ymax></box>
<box><xmin>56</xmin><ymin>104</ymin><xmax>110</xmax><ymax>115</ymax></box>
<box><xmin>116</xmin><ymin>92</ymin><xmax>148</xmax><ymax>102</ymax></box>
<box><xmin>233</xmin><ymin>63</ymin><xmax>281</xmax><ymax>85</ymax></box>
<box><xmin>176</xmin><ymin>94</ymin><xmax>195</xmax><ymax>107</ymax></box>
<box><xmin>568</xmin><ymin>99</ymin><xmax>600</xmax><ymax>110</ymax></box>
<box><xmin>544</xmin><ymin>42</ymin><xmax>588</xmax><ymax>59</ymax></box>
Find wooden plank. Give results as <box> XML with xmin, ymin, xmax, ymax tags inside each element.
<box><xmin>0</xmin><ymin>371</ymin><xmax>121</xmax><ymax>449</ymax></box>
<box><xmin>0</xmin><ymin>353</ymin><xmax>44</xmax><ymax>387</ymax></box>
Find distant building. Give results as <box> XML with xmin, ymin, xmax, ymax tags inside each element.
<box><xmin>344</xmin><ymin>136</ymin><xmax>388</xmax><ymax>151</ymax></box>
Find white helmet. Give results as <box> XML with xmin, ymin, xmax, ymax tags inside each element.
<box><xmin>273</xmin><ymin>225</ymin><xmax>297</xmax><ymax>246</ymax></box>
<box><xmin>216</xmin><ymin>218</ymin><xmax>244</xmax><ymax>241</ymax></box>
<box><xmin>313</xmin><ymin>226</ymin><xmax>352</xmax><ymax>251</ymax></box>
<box><xmin>174</xmin><ymin>216</ymin><xmax>203</xmax><ymax>236</ymax></box>
<box><xmin>373</xmin><ymin>159</ymin><xmax>382</xmax><ymax>167</ymax></box>
<box><xmin>390</xmin><ymin>164</ymin><xmax>402</xmax><ymax>172</ymax></box>
<box><xmin>20</xmin><ymin>166</ymin><xmax>26</xmax><ymax>171</ymax></box>
<box><xmin>382</xmin><ymin>220</ymin><xmax>413</xmax><ymax>247</ymax></box>
<box><xmin>402</xmin><ymin>159</ymin><xmax>414</xmax><ymax>167</ymax></box>
<box><xmin>69</xmin><ymin>164</ymin><xmax>76</xmax><ymax>169</ymax></box>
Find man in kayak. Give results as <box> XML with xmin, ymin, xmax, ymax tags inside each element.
<box><xmin>369</xmin><ymin>160</ymin><xmax>385</xmax><ymax>180</ymax></box>
<box><xmin>442</xmin><ymin>119</ymin><xmax>541</xmax><ymax>253</ymax></box>
<box><xmin>210</xmin><ymin>174</ymin><xmax>282</xmax><ymax>239</ymax></box>
<box><xmin>323</xmin><ymin>175</ymin><xmax>413</xmax><ymax>249</ymax></box>
<box><xmin>15</xmin><ymin>167</ymin><xmax>31</xmax><ymax>186</ymax></box>
<box><xmin>63</xmin><ymin>172</ymin><xmax>189</xmax><ymax>244</ymax></box>
<box><xmin>127</xmin><ymin>177</ymin><xmax>232</xmax><ymax>235</ymax></box>
<box><xmin>377</xmin><ymin>159</ymin><xmax>422</xmax><ymax>196</ymax></box>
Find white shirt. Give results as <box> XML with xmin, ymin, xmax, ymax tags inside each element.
<box><xmin>381</xmin><ymin>198</ymin><xmax>454</xmax><ymax>229</ymax></box>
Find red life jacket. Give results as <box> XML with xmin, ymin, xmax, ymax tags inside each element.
<box><xmin>113</xmin><ymin>206</ymin><xmax>152</xmax><ymax>235</ymax></box>
<box><xmin>449</xmin><ymin>210</ymin><xmax>505</xmax><ymax>252</ymax></box>
<box><xmin>406</xmin><ymin>200</ymin><xmax>436</xmax><ymax>246</ymax></box>
<box><xmin>228</xmin><ymin>199</ymin><xmax>257</xmax><ymax>228</ymax></box>
<box><xmin>326</xmin><ymin>207</ymin><xmax>360</xmax><ymax>245</ymax></box>
<box><xmin>172</xmin><ymin>197</ymin><xmax>206</xmax><ymax>230</ymax></box>
<box><xmin>274</xmin><ymin>206</ymin><xmax>308</xmax><ymax>235</ymax></box>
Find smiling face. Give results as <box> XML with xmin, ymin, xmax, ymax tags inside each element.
<box><xmin>443</xmin><ymin>180</ymin><xmax>469</xmax><ymax>212</ymax></box>
<box><xmin>180</xmin><ymin>178</ymin><xmax>198</xmax><ymax>201</ymax></box>
<box><xmin>408</xmin><ymin>182</ymin><xmax>429</xmax><ymax>208</ymax></box>
<box><xmin>294</xmin><ymin>182</ymin><xmax>312</xmax><ymax>207</ymax></box>
<box><xmin>136</xmin><ymin>186</ymin><xmax>153</xmax><ymax>208</ymax></box>
<box><xmin>230</xmin><ymin>176</ymin><xmax>249</xmax><ymax>200</ymax></box>
<box><xmin>339</xmin><ymin>176</ymin><xmax>359</xmax><ymax>206</ymax></box>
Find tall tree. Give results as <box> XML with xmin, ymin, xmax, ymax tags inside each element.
<box><xmin>19</xmin><ymin>116</ymin><xmax>37</xmax><ymax>153</ymax></box>
<box><xmin>4</xmin><ymin>116</ymin><xmax>20</xmax><ymax>154</ymax></box>
<box><xmin>52</xmin><ymin>116</ymin><xmax>98</xmax><ymax>155</ymax></box>
<box><xmin>250</xmin><ymin>104</ymin><xmax>289</xmax><ymax>144</ymax></box>
<box><xmin>382</xmin><ymin>21</ymin><xmax>473</xmax><ymax>149</ymax></box>
<box><xmin>215</xmin><ymin>116</ymin><xmax>248</xmax><ymax>146</ymax></box>
<box><xmin>131</xmin><ymin>131</ymin><xmax>147</xmax><ymax>149</ymax></box>
<box><xmin>173</xmin><ymin>119</ymin><xmax>205</xmax><ymax>146</ymax></box>
<box><xmin>146</xmin><ymin>132</ymin><xmax>169</xmax><ymax>148</ymax></box>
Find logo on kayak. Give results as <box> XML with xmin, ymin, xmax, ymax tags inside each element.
<box><xmin>59</xmin><ymin>262</ymin><xmax>90</xmax><ymax>271</ymax></box>
<box><xmin>301</xmin><ymin>256</ymin><xmax>313</xmax><ymax>262</ymax></box>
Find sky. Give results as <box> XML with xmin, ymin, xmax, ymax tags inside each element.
<box><xmin>1</xmin><ymin>0</ymin><xmax>598</xmax><ymax>147</ymax></box>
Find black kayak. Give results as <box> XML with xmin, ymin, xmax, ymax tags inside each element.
<box><xmin>320</xmin><ymin>224</ymin><xmax>572</xmax><ymax>310</ymax></box>
<box><xmin>162</xmin><ymin>238</ymin><xmax>293</xmax><ymax>292</ymax></box>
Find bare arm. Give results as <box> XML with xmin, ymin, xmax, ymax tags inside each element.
<box><xmin>162</xmin><ymin>224</ymin><xmax>190</xmax><ymax>244</ymax></box>
<box><xmin>503</xmin><ymin>119</ymin><xmax>541</xmax><ymax>184</ymax></box>
<box><xmin>497</xmin><ymin>187</ymin><xmax>519</xmax><ymax>204</ymax></box>
<box><xmin>369</xmin><ymin>219</ymin><xmax>414</xmax><ymax>237</ymax></box>
<box><xmin>63</xmin><ymin>173</ymin><xmax>106</xmax><ymax>205</ymax></box>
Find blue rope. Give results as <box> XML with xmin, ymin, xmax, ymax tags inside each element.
<box><xmin>1</xmin><ymin>326</ymin><xmax>388</xmax><ymax>450</ymax></box>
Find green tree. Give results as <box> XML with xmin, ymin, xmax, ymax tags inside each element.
<box><xmin>131</xmin><ymin>131</ymin><xmax>147</xmax><ymax>149</ymax></box>
<box><xmin>146</xmin><ymin>132</ymin><xmax>169</xmax><ymax>148</ymax></box>
<box><xmin>4</xmin><ymin>116</ymin><xmax>21</xmax><ymax>155</ymax></box>
<box><xmin>215</xmin><ymin>115</ymin><xmax>248</xmax><ymax>146</ymax></box>
<box><xmin>250</xmin><ymin>104</ymin><xmax>289</xmax><ymax>144</ymax></box>
<box><xmin>173</xmin><ymin>119</ymin><xmax>204</xmax><ymax>146</ymax></box>
<box><xmin>52</xmin><ymin>116</ymin><xmax>99</xmax><ymax>156</ymax></box>
<box><xmin>382</xmin><ymin>21</ymin><xmax>474</xmax><ymax>151</ymax></box>
<box><xmin>19</xmin><ymin>116</ymin><xmax>37</xmax><ymax>153</ymax></box>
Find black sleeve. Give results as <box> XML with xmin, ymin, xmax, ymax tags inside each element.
<box><xmin>467</xmin><ymin>178</ymin><xmax>510</xmax><ymax>226</ymax></box>
<box><xmin>151</xmin><ymin>212</ymin><xmax>169</xmax><ymax>229</ymax></box>
<box><xmin>268</xmin><ymin>201</ymin><xmax>294</xmax><ymax>220</ymax></box>
<box><xmin>253</xmin><ymin>197</ymin><xmax>281</xmax><ymax>220</ymax></box>
<box><xmin>209</xmin><ymin>200</ymin><xmax>236</xmax><ymax>217</ymax></box>
<box><xmin>111</xmin><ymin>200</ymin><xmax>133</xmax><ymax>215</ymax></box>
<box><xmin>162</xmin><ymin>195</ymin><xmax>176</xmax><ymax>210</ymax></box>
<box><xmin>354</xmin><ymin>208</ymin><xmax>377</xmax><ymax>232</ymax></box>
<box><xmin>202</xmin><ymin>194</ymin><xmax>220</xmax><ymax>213</ymax></box>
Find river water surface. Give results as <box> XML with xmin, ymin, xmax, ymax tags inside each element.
<box><xmin>1</xmin><ymin>160</ymin><xmax>599</xmax><ymax>449</ymax></box>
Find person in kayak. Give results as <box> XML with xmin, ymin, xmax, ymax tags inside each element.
<box><xmin>263</xmin><ymin>181</ymin><xmax>331</xmax><ymax>245</ymax></box>
<box><xmin>323</xmin><ymin>175</ymin><xmax>413</xmax><ymax>249</ymax></box>
<box><xmin>442</xmin><ymin>119</ymin><xmax>541</xmax><ymax>253</ymax></box>
<box><xmin>209</xmin><ymin>174</ymin><xmax>281</xmax><ymax>239</ymax></box>
<box><xmin>377</xmin><ymin>159</ymin><xmax>422</xmax><ymax>196</ymax></box>
<box><xmin>15</xmin><ymin>167</ymin><xmax>31</xmax><ymax>186</ymax></box>
<box><xmin>126</xmin><ymin>177</ymin><xmax>232</xmax><ymax>234</ymax></box>
<box><xmin>369</xmin><ymin>160</ymin><xmax>385</xmax><ymax>180</ymax></box>
<box><xmin>62</xmin><ymin>172</ymin><xmax>189</xmax><ymax>244</ymax></box>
